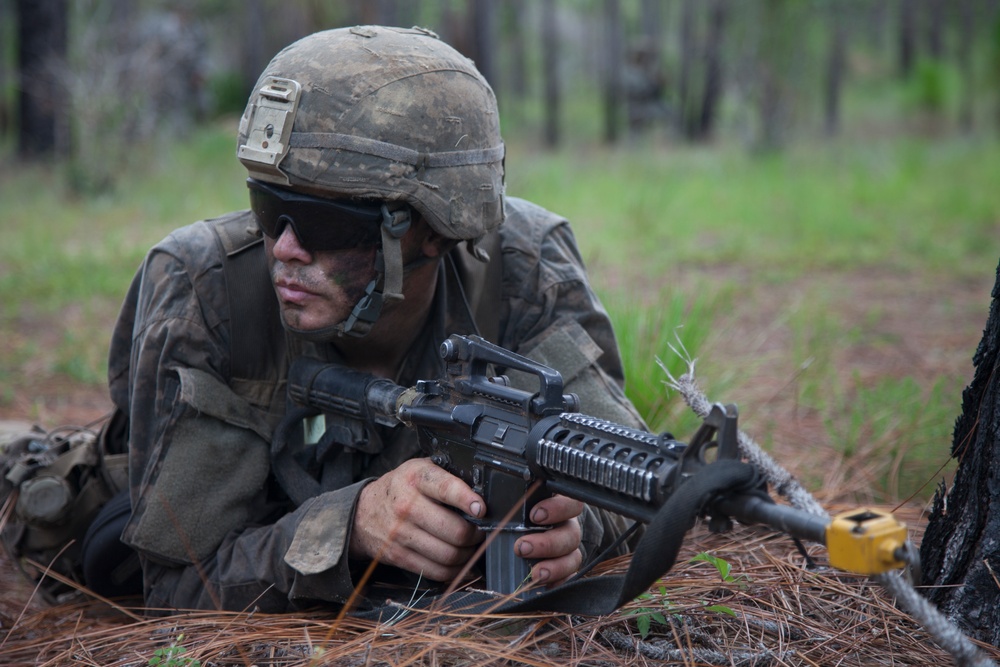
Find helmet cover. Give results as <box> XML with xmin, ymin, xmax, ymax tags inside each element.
<box><xmin>237</xmin><ymin>26</ymin><xmax>505</xmax><ymax>242</ymax></box>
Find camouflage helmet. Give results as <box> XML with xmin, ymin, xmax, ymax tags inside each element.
<box><xmin>237</xmin><ymin>25</ymin><xmax>505</xmax><ymax>242</ymax></box>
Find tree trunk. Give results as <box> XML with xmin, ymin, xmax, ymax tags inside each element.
<box><xmin>755</xmin><ymin>0</ymin><xmax>796</xmax><ymax>152</ymax></box>
<box><xmin>602</xmin><ymin>0</ymin><xmax>623</xmax><ymax>144</ymax></box>
<box><xmin>695</xmin><ymin>0</ymin><xmax>726</xmax><ymax>141</ymax></box>
<box><xmin>899</xmin><ymin>0</ymin><xmax>918</xmax><ymax>78</ymax></box>
<box><xmin>957</xmin><ymin>0</ymin><xmax>976</xmax><ymax>133</ymax></box>
<box><xmin>824</xmin><ymin>8</ymin><xmax>848</xmax><ymax>137</ymax></box>
<box><xmin>0</xmin><ymin>0</ymin><xmax>12</xmax><ymax>139</ymax></box>
<box><xmin>541</xmin><ymin>0</ymin><xmax>559</xmax><ymax>148</ymax></box>
<box><xmin>15</xmin><ymin>0</ymin><xmax>68</xmax><ymax>159</ymax></box>
<box><xmin>470</xmin><ymin>0</ymin><xmax>498</xmax><ymax>93</ymax></box>
<box><xmin>240</xmin><ymin>0</ymin><xmax>268</xmax><ymax>100</ymax></box>
<box><xmin>921</xmin><ymin>258</ymin><xmax>1000</xmax><ymax>646</ymax></box>
<box><xmin>641</xmin><ymin>0</ymin><xmax>665</xmax><ymax>45</ymax></box>
<box><xmin>925</xmin><ymin>0</ymin><xmax>946</xmax><ymax>59</ymax></box>
<box><xmin>676</xmin><ymin>0</ymin><xmax>696</xmax><ymax>139</ymax></box>
<box><xmin>505</xmin><ymin>0</ymin><xmax>528</xmax><ymax>101</ymax></box>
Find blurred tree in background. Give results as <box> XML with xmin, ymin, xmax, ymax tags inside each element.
<box><xmin>12</xmin><ymin>0</ymin><xmax>68</xmax><ymax>159</ymax></box>
<box><xmin>3</xmin><ymin>0</ymin><xmax>999</xmax><ymax>190</ymax></box>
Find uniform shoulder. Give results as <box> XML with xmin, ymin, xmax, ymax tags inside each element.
<box><xmin>499</xmin><ymin>196</ymin><xmax>569</xmax><ymax>251</ymax></box>
<box><xmin>502</xmin><ymin>196</ymin><xmax>567</xmax><ymax>228</ymax></box>
<box><xmin>151</xmin><ymin>210</ymin><xmax>255</xmax><ymax>266</ymax></box>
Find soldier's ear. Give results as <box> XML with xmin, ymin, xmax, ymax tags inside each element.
<box><xmin>421</xmin><ymin>230</ymin><xmax>451</xmax><ymax>258</ymax></box>
<box><xmin>415</xmin><ymin>218</ymin><xmax>452</xmax><ymax>259</ymax></box>
<box><xmin>402</xmin><ymin>215</ymin><xmax>452</xmax><ymax>262</ymax></box>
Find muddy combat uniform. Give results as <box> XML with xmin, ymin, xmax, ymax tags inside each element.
<box><xmin>108</xmin><ymin>196</ymin><xmax>646</xmax><ymax>613</ymax></box>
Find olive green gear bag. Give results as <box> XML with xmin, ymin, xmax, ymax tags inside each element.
<box><xmin>0</xmin><ymin>409</ymin><xmax>136</xmax><ymax>603</ymax></box>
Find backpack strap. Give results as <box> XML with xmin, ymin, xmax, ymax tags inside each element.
<box><xmin>211</xmin><ymin>213</ymin><xmax>285</xmax><ymax>386</ymax></box>
<box><xmin>451</xmin><ymin>230</ymin><xmax>504</xmax><ymax>344</ymax></box>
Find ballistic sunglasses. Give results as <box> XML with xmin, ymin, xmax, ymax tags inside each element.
<box><xmin>247</xmin><ymin>178</ymin><xmax>386</xmax><ymax>252</ymax></box>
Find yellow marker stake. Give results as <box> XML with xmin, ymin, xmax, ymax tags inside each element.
<box><xmin>826</xmin><ymin>508</ymin><xmax>908</xmax><ymax>575</ymax></box>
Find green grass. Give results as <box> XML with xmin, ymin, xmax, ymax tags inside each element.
<box><xmin>602</xmin><ymin>285</ymin><xmax>731</xmax><ymax>436</ymax></box>
<box><xmin>506</xmin><ymin>137</ymin><xmax>1000</xmax><ymax>279</ymax></box>
<box><xmin>503</xmin><ymin>135</ymin><xmax>998</xmax><ymax>501</ymax></box>
<box><xmin>0</xmin><ymin>120</ymin><xmax>246</xmax><ymax>318</ymax></box>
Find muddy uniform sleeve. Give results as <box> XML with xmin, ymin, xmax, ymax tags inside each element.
<box><xmin>497</xmin><ymin>198</ymin><xmax>648</xmax><ymax>561</ymax></box>
<box><xmin>110</xmin><ymin>221</ymin><xmax>363</xmax><ymax>613</ymax></box>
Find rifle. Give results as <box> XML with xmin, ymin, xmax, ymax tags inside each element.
<box><xmin>288</xmin><ymin>334</ymin><xmax>909</xmax><ymax>598</ymax></box>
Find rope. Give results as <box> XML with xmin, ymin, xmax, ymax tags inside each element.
<box><xmin>659</xmin><ymin>357</ymin><xmax>827</xmax><ymax>519</ymax></box>
<box><xmin>661</xmin><ymin>356</ymin><xmax>997</xmax><ymax>667</ymax></box>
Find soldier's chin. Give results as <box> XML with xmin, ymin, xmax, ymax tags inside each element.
<box><xmin>279</xmin><ymin>312</ymin><xmax>350</xmax><ymax>343</ymax></box>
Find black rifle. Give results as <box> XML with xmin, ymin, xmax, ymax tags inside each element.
<box><xmin>288</xmin><ymin>334</ymin><xmax>908</xmax><ymax>599</ymax></box>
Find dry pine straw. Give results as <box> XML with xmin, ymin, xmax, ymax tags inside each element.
<box><xmin>3</xmin><ymin>504</ymin><xmax>999</xmax><ymax>667</ymax></box>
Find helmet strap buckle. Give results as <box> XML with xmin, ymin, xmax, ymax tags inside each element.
<box><xmin>338</xmin><ymin>207</ymin><xmax>412</xmax><ymax>338</ymax></box>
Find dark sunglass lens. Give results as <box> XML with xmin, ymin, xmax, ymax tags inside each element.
<box><xmin>303</xmin><ymin>219</ymin><xmax>382</xmax><ymax>250</ymax></box>
<box><xmin>247</xmin><ymin>179</ymin><xmax>386</xmax><ymax>251</ymax></box>
<box><xmin>249</xmin><ymin>187</ymin><xmax>282</xmax><ymax>238</ymax></box>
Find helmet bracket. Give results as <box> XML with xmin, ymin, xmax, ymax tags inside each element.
<box><xmin>238</xmin><ymin>77</ymin><xmax>302</xmax><ymax>184</ymax></box>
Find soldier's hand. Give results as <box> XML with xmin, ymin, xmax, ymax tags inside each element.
<box><xmin>350</xmin><ymin>458</ymin><xmax>485</xmax><ymax>582</ymax></box>
<box><xmin>514</xmin><ymin>495</ymin><xmax>584</xmax><ymax>587</ymax></box>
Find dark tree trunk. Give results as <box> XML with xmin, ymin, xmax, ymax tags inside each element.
<box><xmin>899</xmin><ymin>0</ymin><xmax>918</xmax><ymax>78</ymax></box>
<box><xmin>993</xmin><ymin>1</ymin><xmax>1000</xmax><ymax>133</ymax></box>
<box><xmin>505</xmin><ymin>0</ymin><xmax>528</xmax><ymax>100</ymax></box>
<box><xmin>695</xmin><ymin>0</ymin><xmax>726</xmax><ymax>141</ymax></box>
<box><xmin>957</xmin><ymin>0</ymin><xmax>976</xmax><ymax>133</ymax></box>
<box><xmin>240</xmin><ymin>0</ymin><xmax>268</xmax><ymax>100</ymax></box>
<box><xmin>925</xmin><ymin>0</ymin><xmax>946</xmax><ymax>59</ymax></box>
<box><xmin>755</xmin><ymin>0</ymin><xmax>796</xmax><ymax>152</ymax></box>
<box><xmin>470</xmin><ymin>0</ymin><xmax>498</xmax><ymax>93</ymax></box>
<box><xmin>0</xmin><ymin>0</ymin><xmax>13</xmax><ymax>139</ymax></box>
<box><xmin>676</xmin><ymin>0</ymin><xmax>696</xmax><ymax>139</ymax></box>
<box><xmin>921</xmin><ymin>259</ymin><xmax>1000</xmax><ymax>646</ymax></box>
<box><xmin>541</xmin><ymin>0</ymin><xmax>559</xmax><ymax>148</ymax></box>
<box><xmin>15</xmin><ymin>0</ymin><xmax>68</xmax><ymax>159</ymax></box>
<box><xmin>824</xmin><ymin>8</ymin><xmax>848</xmax><ymax>137</ymax></box>
<box><xmin>866</xmin><ymin>0</ymin><xmax>889</xmax><ymax>52</ymax></box>
<box><xmin>641</xmin><ymin>0</ymin><xmax>664</xmax><ymax>45</ymax></box>
<box><xmin>602</xmin><ymin>0</ymin><xmax>623</xmax><ymax>144</ymax></box>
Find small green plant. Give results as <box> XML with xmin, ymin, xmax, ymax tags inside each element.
<box><xmin>625</xmin><ymin>554</ymin><xmax>749</xmax><ymax>638</ymax></box>
<box><xmin>690</xmin><ymin>552</ymin><xmax>745</xmax><ymax>586</ymax></box>
<box><xmin>625</xmin><ymin>585</ymin><xmax>674</xmax><ymax>639</ymax></box>
<box><xmin>148</xmin><ymin>635</ymin><xmax>201</xmax><ymax>667</ymax></box>
<box><xmin>689</xmin><ymin>552</ymin><xmax>751</xmax><ymax>617</ymax></box>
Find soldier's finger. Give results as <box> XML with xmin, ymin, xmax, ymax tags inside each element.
<box><xmin>411</xmin><ymin>458</ymin><xmax>485</xmax><ymax>518</ymax></box>
<box><xmin>530</xmin><ymin>494</ymin><xmax>584</xmax><ymax>525</ymax></box>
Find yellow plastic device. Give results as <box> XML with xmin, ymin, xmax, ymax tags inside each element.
<box><xmin>826</xmin><ymin>508</ymin><xmax>908</xmax><ymax>575</ymax></box>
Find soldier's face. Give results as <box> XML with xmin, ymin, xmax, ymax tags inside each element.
<box><xmin>264</xmin><ymin>224</ymin><xmax>378</xmax><ymax>332</ymax></box>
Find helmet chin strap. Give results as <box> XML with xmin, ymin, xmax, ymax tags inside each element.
<box><xmin>284</xmin><ymin>206</ymin><xmax>417</xmax><ymax>342</ymax></box>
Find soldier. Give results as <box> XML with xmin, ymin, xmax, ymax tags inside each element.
<box><xmin>109</xmin><ymin>26</ymin><xmax>646</xmax><ymax>613</ymax></box>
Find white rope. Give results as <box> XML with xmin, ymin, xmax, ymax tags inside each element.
<box><xmin>660</xmin><ymin>354</ymin><xmax>997</xmax><ymax>667</ymax></box>
<box><xmin>659</xmin><ymin>356</ymin><xmax>827</xmax><ymax>519</ymax></box>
